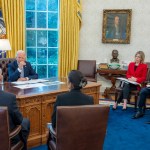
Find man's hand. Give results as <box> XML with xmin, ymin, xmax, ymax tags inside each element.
<box><xmin>18</xmin><ymin>61</ymin><xmax>26</xmax><ymax>69</ymax></box>
<box><xmin>0</xmin><ymin>74</ymin><xmax>3</xmax><ymax>82</ymax></box>
<box><xmin>17</xmin><ymin>77</ymin><xmax>27</xmax><ymax>81</ymax></box>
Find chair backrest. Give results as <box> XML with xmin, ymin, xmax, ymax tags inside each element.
<box><xmin>0</xmin><ymin>107</ymin><xmax>10</xmax><ymax>150</ymax></box>
<box><xmin>56</xmin><ymin>105</ymin><xmax>109</xmax><ymax>150</ymax></box>
<box><xmin>0</xmin><ymin>58</ymin><xmax>15</xmax><ymax>81</ymax></box>
<box><xmin>77</xmin><ymin>60</ymin><xmax>97</xmax><ymax>82</ymax></box>
<box><xmin>145</xmin><ymin>62</ymin><xmax>150</xmax><ymax>82</ymax></box>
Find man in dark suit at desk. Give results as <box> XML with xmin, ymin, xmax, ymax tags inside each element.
<box><xmin>8</xmin><ymin>50</ymin><xmax>38</xmax><ymax>82</ymax></box>
<box><xmin>0</xmin><ymin>74</ymin><xmax>30</xmax><ymax>150</ymax></box>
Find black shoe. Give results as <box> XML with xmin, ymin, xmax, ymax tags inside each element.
<box><xmin>132</xmin><ymin>111</ymin><xmax>144</xmax><ymax>119</ymax></box>
<box><xmin>112</xmin><ymin>107</ymin><xmax>117</xmax><ymax>110</ymax></box>
<box><xmin>145</xmin><ymin>121</ymin><xmax>150</xmax><ymax>124</ymax></box>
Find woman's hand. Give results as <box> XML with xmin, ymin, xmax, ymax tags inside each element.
<box><xmin>128</xmin><ymin>77</ymin><xmax>137</xmax><ymax>82</ymax></box>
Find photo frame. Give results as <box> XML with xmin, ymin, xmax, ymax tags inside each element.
<box><xmin>102</xmin><ymin>9</ymin><xmax>132</xmax><ymax>44</ymax></box>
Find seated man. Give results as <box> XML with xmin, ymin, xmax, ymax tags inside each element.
<box><xmin>0</xmin><ymin>75</ymin><xmax>30</xmax><ymax>150</ymax></box>
<box><xmin>132</xmin><ymin>87</ymin><xmax>150</xmax><ymax>121</ymax></box>
<box><xmin>8</xmin><ymin>50</ymin><xmax>38</xmax><ymax>82</ymax></box>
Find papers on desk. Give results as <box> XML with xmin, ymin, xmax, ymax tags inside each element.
<box><xmin>12</xmin><ymin>79</ymin><xmax>49</xmax><ymax>85</ymax></box>
<box><xmin>14</xmin><ymin>83</ymin><xmax>47</xmax><ymax>89</ymax></box>
<box><xmin>117</xmin><ymin>77</ymin><xmax>141</xmax><ymax>86</ymax></box>
<box><xmin>13</xmin><ymin>80</ymin><xmax>65</xmax><ymax>89</ymax></box>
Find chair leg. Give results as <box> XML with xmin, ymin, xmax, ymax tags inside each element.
<box><xmin>134</xmin><ymin>95</ymin><xmax>138</xmax><ymax>111</ymax></box>
<box><xmin>115</xmin><ymin>91</ymin><xmax>118</xmax><ymax>102</ymax></box>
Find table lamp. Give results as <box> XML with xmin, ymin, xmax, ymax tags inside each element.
<box><xmin>0</xmin><ymin>39</ymin><xmax>11</xmax><ymax>58</ymax></box>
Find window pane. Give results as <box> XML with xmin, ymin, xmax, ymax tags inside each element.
<box><xmin>48</xmin><ymin>12</ymin><xmax>58</xmax><ymax>28</ymax></box>
<box><xmin>37</xmin><ymin>0</ymin><xmax>47</xmax><ymax>11</ymax></box>
<box><xmin>27</xmin><ymin>48</ymin><xmax>36</xmax><ymax>64</ymax></box>
<box><xmin>48</xmin><ymin>31</ymin><xmax>58</xmax><ymax>47</ymax></box>
<box><xmin>26</xmin><ymin>30</ymin><xmax>36</xmax><ymax>47</ymax></box>
<box><xmin>37</xmin><ymin>65</ymin><xmax>47</xmax><ymax>78</ymax></box>
<box><xmin>37</xmin><ymin>30</ymin><xmax>47</xmax><ymax>47</ymax></box>
<box><xmin>26</xmin><ymin>12</ymin><xmax>35</xmax><ymax>28</ymax></box>
<box><xmin>48</xmin><ymin>0</ymin><xmax>58</xmax><ymax>11</ymax></box>
<box><xmin>37</xmin><ymin>12</ymin><xmax>47</xmax><ymax>28</ymax></box>
<box><xmin>48</xmin><ymin>48</ymin><xmax>58</xmax><ymax>64</ymax></box>
<box><xmin>37</xmin><ymin>48</ymin><xmax>47</xmax><ymax>64</ymax></box>
<box><xmin>26</xmin><ymin>0</ymin><xmax>35</xmax><ymax>10</ymax></box>
<box><xmin>48</xmin><ymin>65</ymin><xmax>58</xmax><ymax>77</ymax></box>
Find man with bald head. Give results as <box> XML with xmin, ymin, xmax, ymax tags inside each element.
<box><xmin>8</xmin><ymin>50</ymin><xmax>38</xmax><ymax>82</ymax></box>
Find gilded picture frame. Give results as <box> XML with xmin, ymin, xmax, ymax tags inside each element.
<box><xmin>102</xmin><ymin>9</ymin><xmax>132</xmax><ymax>44</ymax></box>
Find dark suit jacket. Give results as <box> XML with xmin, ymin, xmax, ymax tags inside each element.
<box><xmin>51</xmin><ymin>89</ymin><xmax>94</xmax><ymax>128</ymax></box>
<box><xmin>0</xmin><ymin>90</ymin><xmax>23</xmax><ymax>131</ymax></box>
<box><xmin>8</xmin><ymin>60</ymin><xmax>38</xmax><ymax>82</ymax></box>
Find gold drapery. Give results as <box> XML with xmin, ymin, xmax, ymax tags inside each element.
<box><xmin>1</xmin><ymin>0</ymin><xmax>25</xmax><ymax>58</ymax></box>
<box><xmin>58</xmin><ymin>0</ymin><xmax>82</xmax><ymax>77</ymax></box>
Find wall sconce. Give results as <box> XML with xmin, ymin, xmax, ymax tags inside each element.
<box><xmin>0</xmin><ymin>39</ymin><xmax>11</xmax><ymax>58</ymax></box>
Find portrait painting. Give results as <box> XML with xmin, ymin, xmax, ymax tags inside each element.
<box><xmin>102</xmin><ymin>9</ymin><xmax>132</xmax><ymax>44</ymax></box>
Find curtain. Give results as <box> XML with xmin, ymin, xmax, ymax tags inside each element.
<box><xmin>1</xmin><ymin>0</ymin><xmax>25</xmax><ymax>58</ymax></box>
<box><xmin>58</xmin><ymin>0</ymin><xmax>82</xmax><ymax>77</ymax></box>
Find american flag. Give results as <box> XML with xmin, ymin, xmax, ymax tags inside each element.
<box><xmin>0</xmin><ymin>9</ymin><xmax>6</xmax><ymax>35</ymax></box>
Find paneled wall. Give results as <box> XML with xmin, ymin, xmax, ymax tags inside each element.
<box><xmin>79</xmin><ymin>0</ymin><xmax>150</xmax><ymax>92</ymax></box>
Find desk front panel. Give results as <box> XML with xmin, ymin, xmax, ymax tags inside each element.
<box><xmin>1</xmin><ymin>78</ymin><xmax>101</xmax><ymax>147</ymax></box>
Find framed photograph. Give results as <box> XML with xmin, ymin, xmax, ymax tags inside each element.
<box><xmin>102</xmin><ymin>9</ymin><xmax>132</xmax><ymax>44</ymax></box>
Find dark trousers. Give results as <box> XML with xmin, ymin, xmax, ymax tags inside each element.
<box><xmin>20</xmin><ymin>118</ymin><xmax>30</xmax><ymax>150</ymax></box>
<box><xmin>117</xmin><ymin>83</ymin><xmax>137</xmax><ymax>103</ymax></box>
<box><xmin>138</xmin><ymin>88</ymin><xmax>150</xmax><ymax>108</ymax></box>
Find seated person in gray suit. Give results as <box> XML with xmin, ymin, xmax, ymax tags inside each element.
<box><xmin>8</xmin><ymin>50</ymin><xmax>38</xmax><ymax>82</ymax></box>
<box><xmin>0</xmin><ymin>74</ymin><xmax>30</xmax><ymax>150</ymax></box>
<box><xmin>51</xmin><ymin>70</ymin><xmax>94</xmax><ymax>129</ymax></box>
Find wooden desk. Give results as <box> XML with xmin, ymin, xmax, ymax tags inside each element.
<box><xmin>97</xmin><ymin>69</ymin><xmax>127</xmax><ymax>98</ymax></box>
<box><xmin>1</xmin><ymin>78</ymin><xmax>101</xmax><ymax>148</ymax></box>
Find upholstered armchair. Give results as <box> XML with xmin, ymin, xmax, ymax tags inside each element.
<box><xmin>47</xmin><ymin>105</ymin><xmax>109</xmax><ymax>150</ymax></box>
<box><xmin>78</xmin><ymin>60</ymin><xmax>97</xmax><ymax>82</ymax></box>
<box><xmin>0</xmin><ymin>107</ymin><xmax>24</xmax><ymax>150</ymax></box>
<box><xmin>0</xmin><ymin>58</ymin><xmax>15</xmax><ymax>81</ymax></box>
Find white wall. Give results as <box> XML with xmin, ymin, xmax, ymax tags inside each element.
<box><xmin>79</xmin><ymin>0</ymin><xmax>150</xmax><ymax>92</ymax></box>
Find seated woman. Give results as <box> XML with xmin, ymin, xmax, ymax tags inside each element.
<box><xmin>51</xmin><ymin>70</ymin><xmax>94</xmax><ymax>129</ymax></box>
<box><xmin>113</xmin><ymin>51</ymin><xmax>147</xmax><ymax>110</ymax></box>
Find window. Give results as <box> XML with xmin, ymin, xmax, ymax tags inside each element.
<box><xmin>25</xmin><ymin>0</ymin><xmax>59</xmax><ymax>78</ymax></box>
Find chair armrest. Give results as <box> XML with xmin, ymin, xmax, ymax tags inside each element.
<box><xmin>47</xmin><ymin>123</ymin><xmax>56</xmax><ymax>138</ymax></box>
<box><xmin>9</xmin><ymin>125</ymin><xmax>22</xmax><ymax>139</ymax></box>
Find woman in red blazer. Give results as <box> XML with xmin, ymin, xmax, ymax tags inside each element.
<box><xmin>113</xmin><ymin>51</ymin><xmax>147</xmax><ymax>110</ymax></box>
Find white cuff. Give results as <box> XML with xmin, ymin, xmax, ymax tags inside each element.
<box><xmin>18</xmin><ymin>68</ymin><xmax>22</xmax><ymax>72</ymax></box>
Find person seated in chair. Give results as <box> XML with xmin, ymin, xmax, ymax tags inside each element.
<box><xmin>8</xmin><ymin>50</ymin><xmax>38</xmax><ymax>82</ymax></box>
<box><xmin>51</xmin><ymin>70</ymin><xmax>94</xmax><ymax>129</ymax></box>
<box><xmin>113</xmin><ymin>51</ymin><xmax>147</xmax><ymax>110</ymax></box>
<box><xmin>0</xmin><ymin>75</ymin><xmax>30</xmax><ymax>150</ymax></box>
<box><xmin>132</xmin><ymin>87</ymin><xmax>150</xmax><ymax>120</ymax></box>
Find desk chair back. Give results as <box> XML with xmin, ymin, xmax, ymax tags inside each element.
<box><xmin>48</xmin><ymin>105</ymin><xmax>109</xmax><ymax>150</ymax></box>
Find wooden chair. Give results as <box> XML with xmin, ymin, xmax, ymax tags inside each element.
<box><xmin>47</xmin><ymin>105</ymin><xmax>109</xmax><ymax>150</ymax></box>
<box><xmin>0</xmin><ymin>58</ymin><xmax>15</xmax><ymax>81</ymax></box>
<box><xmin>115</xmin><ymin>62</ymin><xmax>150</xmax><ymax>110</ymax></box>
<box><xmin>77</xmin><ymin>60</ymin><xmax>97</xmax><ymax>82</ymax></box>
<box><xmin>0</xmin><ymin>107</ymin><xmax>24</xmax><ymax>150</ymax></box>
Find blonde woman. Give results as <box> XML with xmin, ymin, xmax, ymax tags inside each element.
<box><xmin>113</xmin><ymin>51</ymin><xmax>147</xmax><ymax>110</ymax></box>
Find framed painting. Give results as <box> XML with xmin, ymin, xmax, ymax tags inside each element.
<box><xmin>102</xmin><ymin>9</ymin><xmax>132</xmax><ymax>44</ymax></box>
